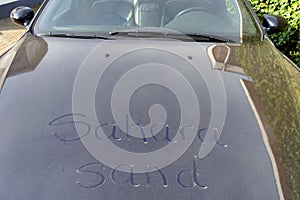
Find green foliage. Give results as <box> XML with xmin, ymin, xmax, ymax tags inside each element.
<box><xmin>235</xmin><ymin>40</ymin><xmax>300</xmax><ymax>200</ymax></box>
<box><xmin>249</xmin><ymin>0</ymin><xmax>300</xmax><ymax>67</ymax></box>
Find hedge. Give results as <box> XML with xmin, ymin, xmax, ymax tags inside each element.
<box><xmin>249</xmin><ymin>0</ymin><xmax>300</xmax><ymax>67</ymax></box>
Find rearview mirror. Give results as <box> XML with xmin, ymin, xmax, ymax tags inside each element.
<box><xmin>262</xmin><ymin>15</ymin><xmax>287</xmax><ymax>35</ymax></box>
<box><xmin>10</xmin><ymin>6</ymin><xmax>34</xmax><ymax>28</ymax></box>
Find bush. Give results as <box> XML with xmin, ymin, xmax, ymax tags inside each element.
<box><xmin>249</xmin><ymin>0</ymin><xmax>300</xmax><ymax>67</ymax></box>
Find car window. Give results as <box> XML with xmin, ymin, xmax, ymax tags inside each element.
<box><xmin>54</xmin><ymin>0</ymin><xmax>73</xmax><ymax>15</ymax></box>
<box><xmin>237</xmin><ymin>0</ymin><xmax>261</xmax><ymax>40</ymax></box>
<box><xmin>33</xmin><ymin>0</ymin><xmax>260</xmax><ymax>43</ymax></box>
<box><xmin>226</xmin><ymin>0</ymin><xmax>239</xmax><ymax>20</ymax></box>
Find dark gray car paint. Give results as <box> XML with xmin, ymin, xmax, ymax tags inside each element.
<box><xmin>0</xmin><ymin>35</ymin><xmax>280</xmax><ymax>199</ymax></box>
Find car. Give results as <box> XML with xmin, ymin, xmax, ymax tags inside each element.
<box><xmin>0</xmin><ymin>0</ymin><xmax>299</xmax><ymax>199</ymax></box>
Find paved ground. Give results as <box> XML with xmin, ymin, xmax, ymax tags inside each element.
<box><xmin>0</xmin><ymin>18</ymin><xmax>24</xmax><ymax>55</ymax></box>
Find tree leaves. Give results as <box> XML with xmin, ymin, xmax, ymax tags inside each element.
<box><xmin>249</xmin><ymin>0</ymin><xmax>300</xmax><ymax>67</ymax></box>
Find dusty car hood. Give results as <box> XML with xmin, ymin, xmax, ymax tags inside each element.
<box><xmin>0</xmin><ymin>33</ymin><xmax>289</xmax><ymax>199</ymax></box>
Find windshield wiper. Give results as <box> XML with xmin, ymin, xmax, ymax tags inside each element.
<box><xmin>37</xmin><ymin>32</ymin><xmax>111</xmax><ymax>40</ymax></box>
<box><xmin>109</xmin><ymin>31</ymin><xmax>169</xmax><ymax>38</ymax></box>
<box><xmin>184</xmin><ymin>34</ymin><xmax>235</xmax><ymax>43</ymax></box>
<box><xmin>39</xmin><ymin>30</ymin><xmax>234</xmax><ymax>43</ymax></box>
<box><xmin>109</xmin><ymin>31</ymin><xmax>234</xmax><ymax>43</ymax></box>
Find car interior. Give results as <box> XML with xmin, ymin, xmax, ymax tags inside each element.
<box><xmin>33</xmin><ymin>0</ymin><xmax>241</xmax><ymax>42</ymax></box>
<box><xmin>50</xmin><ymin>0</ymin><xmax>239</xmax><ymax>29</ymax></box>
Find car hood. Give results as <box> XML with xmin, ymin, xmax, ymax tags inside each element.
<box><xmin>0</xmin><ymin>33</ymin><xmax>291</xmax><ymax>199</ymax></box>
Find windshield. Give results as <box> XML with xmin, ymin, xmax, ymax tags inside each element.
<box><xmin>34</xmin><ymin>0</ymin><xmax>260</xmax><ymax>42</ymax></box>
